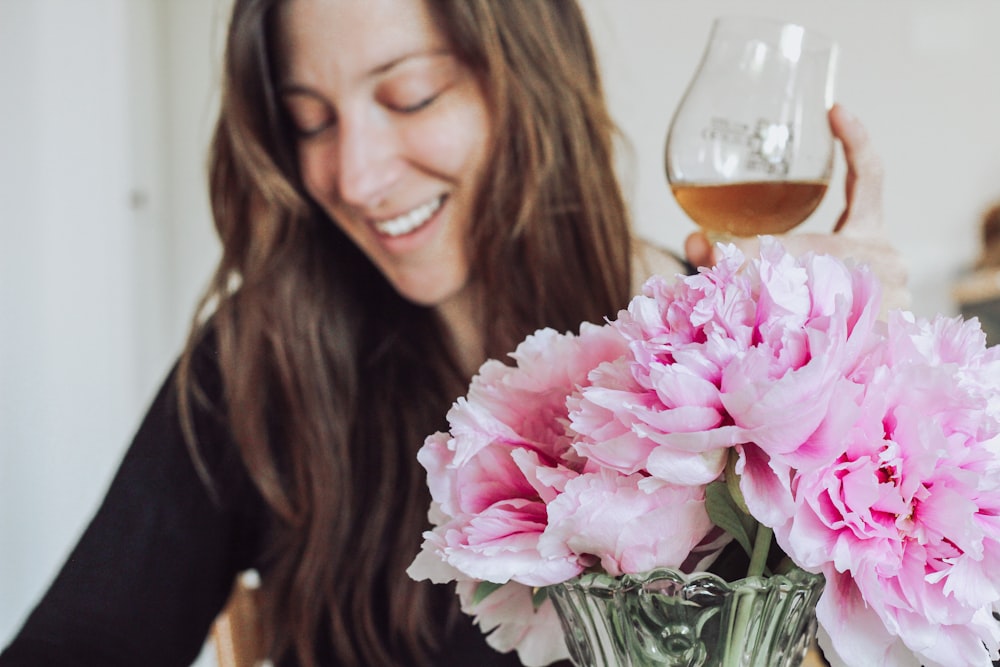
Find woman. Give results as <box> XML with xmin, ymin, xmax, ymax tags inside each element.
<box><xmin>0</xmin><ymin>1</ymin><xmax>905</xmax><ymax>666</ymax></box>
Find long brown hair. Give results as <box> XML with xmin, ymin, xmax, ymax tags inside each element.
<box><xmin>178</xmin><ymin>0</ymin><xmax>632</xmax><ymax>665</ymax></box>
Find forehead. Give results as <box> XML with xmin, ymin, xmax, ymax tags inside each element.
<box><xmin>277</xmin><ymin>0</ymin><xmax>448</xmax><ymax>84</ymax></box>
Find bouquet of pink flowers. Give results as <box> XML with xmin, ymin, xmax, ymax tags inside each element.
<box><xmin>407</xmin><ymin>238</ymin><xmax>1000</xmax><ymax>667</ymax></box>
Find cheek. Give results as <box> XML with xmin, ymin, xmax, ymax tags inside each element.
<box><xmin>413</xmin><ymin>94</ymin><xmax>492</xmax><ymax>177</ymax></box>
<box><xmin>455</xmin><ymin>111</ymin><xmax>491</xmax><ymax>175</ymax></box>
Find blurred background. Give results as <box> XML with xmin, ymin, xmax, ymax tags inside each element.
<box><xmin>1</xmin><ymin>0</ymin><xmax>998</xmax><ymax>663</ymax></box>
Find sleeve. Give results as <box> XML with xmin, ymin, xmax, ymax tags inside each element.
<box><xmin>630</xmin><ymin>236</ymin><xmax>692</xmax><ymax>293</ymax></box>
<box><xmin>0</xmin><ymin>342</ymin><xmax>265</xmax><ymax>667</ymax></box>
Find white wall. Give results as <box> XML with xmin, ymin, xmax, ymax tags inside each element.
<box><xmin>1</xmin><ymin>0</ymin><xmax>147</xmax><ymax>642</ymax></box>
<box><xmin>1</xmin><ymin>0</ymin><xmax>998</xmax><ymax>663</ymax></box>
<box><xmin>0</xmin><ymin>0</ymin><xmax>225</xmax><ymax>661</ymax></box>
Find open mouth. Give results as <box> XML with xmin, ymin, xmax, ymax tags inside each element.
<box><xmin>373</xmin><ymin>195</ymin><xmax>446</xmax><ymax>238</ymax></box>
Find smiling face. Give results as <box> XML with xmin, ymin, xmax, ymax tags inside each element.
<box><xmin>277</xmin><ymin>0</ymin><xmax>491</xmax><ymax>308</ymax></box>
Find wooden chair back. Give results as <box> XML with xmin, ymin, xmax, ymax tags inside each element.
<box><xmin>212</xmin><ymin>570</ymin><xmax>266</xmax><ymax>667</ymax></box>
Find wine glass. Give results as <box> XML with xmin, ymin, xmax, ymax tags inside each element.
<box><xmin>665</xmin><ymin>17</ymin><xmax>838</xmax><ymax>239</ymax></box>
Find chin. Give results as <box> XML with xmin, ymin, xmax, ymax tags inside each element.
<box><xmin>389</xmin><ymin>281</ymin><xmax>458</xmax><ymax>308</ymax></box>
<box><xmin>378</xmin><ymin>256</ymin><xmax>473</xmax><ymax>308</ymax></box>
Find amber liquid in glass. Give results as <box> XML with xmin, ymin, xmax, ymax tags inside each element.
<box><xmin>671</xmin><ymin>180</ymin><xmax>829</xmax><ymax>237</ymax></box>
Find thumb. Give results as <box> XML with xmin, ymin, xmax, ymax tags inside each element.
<box><xmin>684</xmin><ymin>231</ymin><xmax>715</xmax><ymax>269</ymax></box>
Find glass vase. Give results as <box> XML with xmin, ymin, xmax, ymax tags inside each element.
<box><xmin>547</xmin><ymin>567</ymin><xmax>824</xmax><ymax>667</ymax></box>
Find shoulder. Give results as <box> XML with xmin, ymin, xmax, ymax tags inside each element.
<box><xmin>630</xmin><ymin>236</ymin><xmax>691</xmax><ymax>293</ymax></box>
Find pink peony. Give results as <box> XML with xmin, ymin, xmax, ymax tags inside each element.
<box><xmin>570</xmin><ymin>239</ymin><xmax>883</xmax><ymax>529</ymax></box>
<box><xmin>456</xmin><ymin>580</ymin><xmax>569</xmax><ymax>667</ymax></box>
<box><xmin>406</xmin><ymin>554</ymin><xmax>568</xmax><ymax>667</ymax></box>
<box><xmin>410</xmin><ymin>323</ymin><xmax>629</xmax><ymax>588</ymax></box>
<box><xmin>781</xmin><ymin>312</ymin><xmax>1000</xmax><ymax>667</ymax></box>
<box><xmin>538</xmin><ymin>468</ymin><xmax>716</xmax><ymax>576</ymax></box>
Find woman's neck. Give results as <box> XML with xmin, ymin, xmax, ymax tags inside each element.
<box><xmin>435</xmin><ymin>284</ymin><xmax>485</xmax><ymax>378</ymax></box>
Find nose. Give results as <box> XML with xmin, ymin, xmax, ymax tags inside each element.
<box><xmin>335</xmin><ymin>111</ymin><xmax>402</xmax><ymax>210</ymax></box>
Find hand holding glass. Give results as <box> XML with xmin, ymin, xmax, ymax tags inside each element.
<box><xmin>666</xmin><ymin>17</ymin><xmax>838</xmax><ymax>239</ymax></box>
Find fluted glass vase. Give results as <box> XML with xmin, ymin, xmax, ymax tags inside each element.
<box><xmin>547</xmin><ymin>567</ymin><xmax>824</xmax><ymax>667</ymax></box>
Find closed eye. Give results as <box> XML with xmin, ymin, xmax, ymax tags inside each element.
<box><xmin>293</xmin><ymin>116</ymin><xmax>336</xmax><ymax>139</ymax></box>
<box><xmin>394</xmin><ymin>93</ymin><xmax>439</xmax><ymax>114</ymax></box>
<box><xmin>281</xmin><ymin>90</ymin><xmax>336</xmax><ymax>140</ymax></box>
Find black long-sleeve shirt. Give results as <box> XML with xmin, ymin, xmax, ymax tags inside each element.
<box><xmin>0</xmin><ymin>351</ymin><xmax>527</xmax><ymax>667</ymax></box>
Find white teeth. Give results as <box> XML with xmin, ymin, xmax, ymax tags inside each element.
<box><xmin>374</xmin><ymin>196</ymin><xmax>444</xmax><ymax>237</ymax></box>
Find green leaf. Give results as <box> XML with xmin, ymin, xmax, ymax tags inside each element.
<box><xmin>705</xmin><ymin>481</ymin><xmax>756</xmax><ymax>557</ymax></box>
<box><xmin>724</xmin><ymin>450</ymin><xmax>750</xmax><ymax>515</ymax></box>
<box><xmin>531</xmin><ymin>586</ymin><xmax>548</xmax><ymax>610</ymax></box>
<box><xmin>471</xmin><ymin>580</ymin><xmax>504</xmax><ymax>606</ymax></box>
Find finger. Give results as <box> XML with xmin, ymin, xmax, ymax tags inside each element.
<box><xmin>684</xmin><ymin>231</ymin><xmax>715</xmax><ymax>269</ymax></box>
<box><xmin>685</xmin><ymin>231</ymin><xmax>767</xmax><ymax>269</ymax></box>
<box><xmin>828</xmin><ymin>104</ymin><xmax>884</xmax><ymax>235</ymax></box>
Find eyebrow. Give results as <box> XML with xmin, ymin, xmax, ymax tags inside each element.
<box><xmin>370</xmin><ymin>48</ymin><xmax>448</xmax><ymax>76</ymax></box>
<box><xmin>279</xmin><ymin>84</ymin><xmax>323</xmax><ymax>99</ymax></box>
<box><xmin>278</xmin><ymin>49</ymin><xmax>453</xmax><ymax>96</ymax></box>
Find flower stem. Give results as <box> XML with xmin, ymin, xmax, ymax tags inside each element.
<box><xmin>747</xmin><ymin>523</ymin><xmax>773</xmax><ymax>578</ymax></box>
